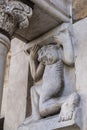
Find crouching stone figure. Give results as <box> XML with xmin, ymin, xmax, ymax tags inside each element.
<box><xmin>24</xmin><ymin>43</ymin><xmax>80</xmax><ymax>125</ymax></box>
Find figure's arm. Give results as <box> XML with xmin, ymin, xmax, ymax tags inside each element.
<box><xmin>61</xmin><ymin>31</ymin><xmax>74</xmax><ymax>66</ymax></box>
<box><xmin>29</xmin><ymin>45</ymin><xmax>45</xmax><ymax>82</ymax></box>
<box><xmin>54</xmin><ymin>30</ymin><xmax>74</xmax><ymax>66</ymax></box>
<box><xmin>34</xmin><ymin>62</ymin><xmax>45</xmax><ymax>82</ymax></box>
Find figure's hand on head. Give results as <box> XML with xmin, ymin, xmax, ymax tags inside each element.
<box><xmin>30</xmin><ymin>44</ymin><xmax>40</xmax><ymax>60</ymax></box>
<box><xmin>53</xmin><ymin>36</ymin><xmax>61</xmax><ymax>48</ymax></box>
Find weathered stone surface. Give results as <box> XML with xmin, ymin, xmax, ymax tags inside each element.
<box><xmin>15</xmin><ymin>0</ymin><xmax>72</xmax><ymax>42</ymax></box>
<box><xmin>73</xmin><ymin>0</ymin><xmax>87</xmax><ymax>22</ymax></box>
<box><xmin>0</xmin><ymin>0</ymin><xmax>32</xmax><ymax>37</ymax></box>
<box><xmin>1</xmin><ymin>52</ymin><xmax>11</xmax><ymax>117</ymax></box>
<box><xmin>0</xmin><ymin>0</ymin><xmax>32</xmax><ymax>119</ymax></box>
<box><xmin>23</xmin><ymin>38</ymin><xmax>79</xmax><ymax>125</ymax></box>
<box><xmin>4</xmin><ymin>38</ymin><xmax>29</xmax><ymax>130</ymax></box>
<box><xmin>18</xmin><ymin>109</ymin><xmax>80</xmax><ymax>130</ymax></box>
<box><xmin>0</xmin><ymin>34</ymin><xmax>10</xmax><ymax>114</ymax></box>
<box><xmin>73</xmin><ymin>17</ymin><xmax>87</xmax><ymax>130</ymax></box>
<box><xmin>19</xmin><ymin>23</ymin><xmax>80</xmax><ymax>130</ymax></box>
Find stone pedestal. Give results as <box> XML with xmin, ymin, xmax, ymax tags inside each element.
<box><xmin>18</xmin><ymin>109</ymin><xmax>81</xmax><ymax>130</ymax></box>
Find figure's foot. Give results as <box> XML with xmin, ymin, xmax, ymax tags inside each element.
<box><xmin>23</xmin><ymin>115</ymin><xmax>41</xmax><ymax>125</ymax></box>
<box><xmin>58</xmin><ymin>92</ymin><xmax>80</xmax><ymax>122</ymax></box>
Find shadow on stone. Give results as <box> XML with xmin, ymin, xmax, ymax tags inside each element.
<box><xmin>0</xmin><ymin>117</ymin><xmax>4</xmax><ymax>130</ymax></box>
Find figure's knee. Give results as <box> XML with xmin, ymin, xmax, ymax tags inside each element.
<box><xmin>40</xmin><ymin>93</ymin><xmax>50</xmax><ymax>104</ymax></box>
<box><xmin>30</xmin><ymin>85</ymin><xmax>42</xmax><ymax>95</ymax></box>
<box><xmin>39</xmin><ymin>95</ymin><xmax>50</xmax><ymax>116</ymax></box>
<box><xmin>39</xmin><ymin>100</ymin><xmax>56</xmax><ymax>117</ymax></box>
<box><xmin>39</xmin><ymin>102</ymin><xmax>47</xmax><ymax>117</ymax></box>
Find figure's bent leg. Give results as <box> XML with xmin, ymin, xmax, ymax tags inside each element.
<box><xmin>39</xmin><ymin>92</ymin><xmax>80</xmax><ymax>118</ymax></box>
<box><xmin>39</xmin><ymin>82</ymin><xmax>64</xmax><ymax>117</ymax></box>
<box><xmin>39</xmin><ymin>95</ymin><xmax>66</xmax><ymax>117</ymax></box>
<box><xmin>23</xmin><ymin>85</ymin><xmax>41</xmax><ymax>124</ymax></box>
<box><xmin>30</xmin><ymin>86</ymin><xmax>40</xmax><ymax>116</ymax></box>
<box><xmin>58</xmin><ymin>92</ymin><xmax>80</xmax><ymax>122</ymax></box>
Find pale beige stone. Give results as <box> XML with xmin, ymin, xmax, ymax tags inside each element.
<box><xmin>1</xmin><ymin>52</ymin><xmax>11</xmax><ymax>117</ymax></box>
<box><xmin>4</xmin><ymin>38</ymin><xmax>29</xmax><ymax>130</ymax></box>
<box><xmin>73</xmin><ymin>0</ymin><xmax>87</xmax><ymax>21</ymax></box>
<box><xmin>0</xmin><ymin>0</ymin><xmax>33</xmax><ymax>119</ymax></box>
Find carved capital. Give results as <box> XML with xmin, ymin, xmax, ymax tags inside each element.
<box><xmin>0</xmin><ymin>0</ymin><xmax>32</xmax><ymax>39</ymax></box>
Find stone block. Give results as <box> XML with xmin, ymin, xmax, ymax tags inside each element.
<box><xmin>18</xmin><ymin>109</ymin><xmax>81</xmax><ymax>130</ymax></box>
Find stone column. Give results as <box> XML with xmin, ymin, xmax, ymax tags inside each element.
<box><xmin>0</xmin><ymin>33</ymin><xmax>10</xmax><ymax>113</ymax></box>
<box><xmin>0</xmin><ymin>0</ymin><xmax>32</xmax><ymax>115</ymax></box>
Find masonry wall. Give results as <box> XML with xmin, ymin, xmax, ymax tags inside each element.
<box><xmin>74</xmin><ymin>17</ymin><xmax>87</xmax><ymax>130</ymax></box>
<box><xmin>2</xmin><ymin>17</ymin><xmax>87</xmax><ymax>130</ymax></box>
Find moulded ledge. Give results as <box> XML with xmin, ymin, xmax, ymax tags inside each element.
<box><xmin>18</xmin><ymin>108</ymin><xmax>81</xmax><ymax>130</ymax></box>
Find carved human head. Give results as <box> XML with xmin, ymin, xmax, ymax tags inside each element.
<box><xmin>38</xmin><ymin>44</ymin><xmax>59</xmax><ymax>65</ymax></box>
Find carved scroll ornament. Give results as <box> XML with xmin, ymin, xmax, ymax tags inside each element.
<box><xmin>0</xmin><ymin>0</ymin><xmax>32</xmax><ymax>37</ymax></box>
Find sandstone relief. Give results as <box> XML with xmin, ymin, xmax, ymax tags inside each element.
<box><xmin>23</xmin><ymin>39</ymin><xmax>80</xmax><ymax>125</ymax></box>
<box><xmin>18</xmin><ymin>24</ymin><xmax>80</xmax><ymax>130</ymax></box>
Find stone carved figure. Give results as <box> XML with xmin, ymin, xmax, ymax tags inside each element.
<box><xmin>24</xmin><ymin>43</ymin><xmax>80</xmax><ymax>125</ymax></box>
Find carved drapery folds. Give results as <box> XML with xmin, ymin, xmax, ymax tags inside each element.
<box><xmin>0</xmin><ymin>0</ymin><xmax>32</xmax><ymax>38</ymax></box>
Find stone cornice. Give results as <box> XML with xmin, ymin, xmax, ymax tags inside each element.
<box><xmin>0</xmin><ymin>0</ymin><xmax>32</xmax><ymax>39</ymax></box>
<box><xmin>30</xmin><ymin>0</ymin><xmax>72</xmax><ymax>22</ymax></box>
